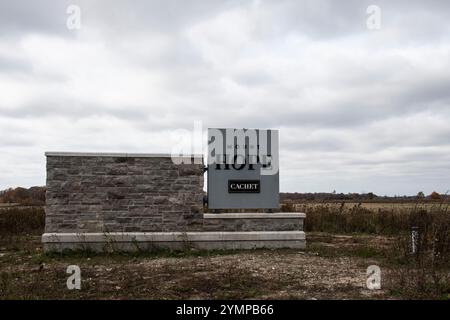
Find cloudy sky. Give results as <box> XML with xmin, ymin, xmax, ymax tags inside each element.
<box><xmin>1</xmin><ymin>0</ymin><xmax>449</xmax><ymax>195</ymax></box>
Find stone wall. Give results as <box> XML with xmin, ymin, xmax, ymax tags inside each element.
<box><xmin>203</xmin><ymin>213</ymin><xmax>304</xmax><ymax>231</ymax></box>
<box><xmin>45</xmin><ymin>153</ymin><xmax>204</xmax><ymax>233</ymax></box>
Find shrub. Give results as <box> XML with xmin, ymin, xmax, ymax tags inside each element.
<box><xmin>0</xmin><ymin>207</ymin><xmax>45</xmax><ymax>235</ymax></box>
<box><xmin>291</xmin><ymin>202</ymin><xmax>449</xmax><ymax>235</ymax></box>
<box><xmin>389</xmin><ymin>209</ymin><xmax>450</xmax><ymax>298</ymax></box>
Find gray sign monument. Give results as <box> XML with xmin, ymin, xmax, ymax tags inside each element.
<box><xmin>42</xmin><ymin>128</ymin><xmax>305</xmax><ymax>252</ymax></box>
<box><xmin>207</xmin><ymin>128</ymin><xmax>279</xmax><ymax>209</ymax></box>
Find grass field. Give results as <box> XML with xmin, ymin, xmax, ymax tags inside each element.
<box><xmin>0</xmin><ymin>203</ymin><xmax>449</xmax><ymax>299</ymax></box>
<box><xmin>291</xmin><ymin>201</ymin><xmax>447</xmax><ymax>211</ymax></box>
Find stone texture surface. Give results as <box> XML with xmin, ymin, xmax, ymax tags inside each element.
<box><xmin>45</xmin><ymin>155</ymin><xmax>204</xmax><ymax>233</ymax></box>
<box><xmin>203</xmin><ymin>218</ymin><xmax>303</xmax><ymax>232</ymax></box>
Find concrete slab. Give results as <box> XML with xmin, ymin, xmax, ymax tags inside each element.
<box><xmin>42</xmin><ymin>231</ymin><xmax>306</xmax><ymax>252</ymax></box>
<box><xmin>204</xmin><ymin>213</ymin><xmax>306</xmax><ymax>219</ymax></box>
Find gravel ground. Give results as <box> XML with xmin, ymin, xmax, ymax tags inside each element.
<box><xmin>0</xmin><ymin>233</ymin><xmax>399</xmax><ymax>299</ymax></box>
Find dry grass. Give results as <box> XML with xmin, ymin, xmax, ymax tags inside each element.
<box><xmin>281</xmin><ymin>201</ymin><xmax>449</xmax><ymax>235</ymax></box>
<box><xmin>280</xmin><ymin>201</ymin><xmax>450</xmax><ymax>299</ymax></box>
<box><xmin>387</xmin><ymin>210</ymin><xmax>450</xmax><ymax>299</ymax></box>
<box><xmin>0</xmin><ymin>206</ymin><xmax>45</xmax><ymax>235</ymax></box>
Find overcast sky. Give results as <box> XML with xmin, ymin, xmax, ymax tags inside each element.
<box><xmin>0</xmin><ymin>0</ymin><xmax>449</xmax><ymax>195</ymax></box>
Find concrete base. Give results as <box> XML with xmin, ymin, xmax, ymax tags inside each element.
<box><xmin>42</xmin><ymin>231</ymin><xmax>306</xmax><ymax>252</ymax></box>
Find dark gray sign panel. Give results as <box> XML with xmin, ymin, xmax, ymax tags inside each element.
<box><xmin>207</xmin><ymin>128</ymin><xmax>279</xmax><ymax>209</ymax></box>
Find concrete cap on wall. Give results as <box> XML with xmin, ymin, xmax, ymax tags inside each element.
<box><xmin>45</xmin><ymin>152</ymin><xmax>203</xmax><ymax>159</ymax></box>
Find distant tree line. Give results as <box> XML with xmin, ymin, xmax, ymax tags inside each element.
<box><xmin>280</xmin><ymin>191</ymin><xmax>448</xmax><ymax>202</ymax></box>
<box><xmin>0</xmin><ymin>187</ymin><xmax>46</xmax><ymax>205</ymax></box>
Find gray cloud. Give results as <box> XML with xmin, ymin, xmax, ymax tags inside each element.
<box><xmin>0</xmin><ymin>1</ymin><xmax>73</xmax><ymax>37</ymax></box>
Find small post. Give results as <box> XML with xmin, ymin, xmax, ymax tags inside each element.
<box><xmin>411</xmin><ymin>226</ymin><xmax>419</xmax><ymax>254</ymax></box>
